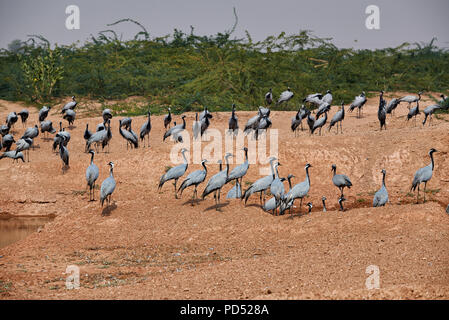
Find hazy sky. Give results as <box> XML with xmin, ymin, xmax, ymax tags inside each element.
<box><xmin>1</xmin><ymin>0</ymin><xmax>448</xmax><ymax>49</ymax></box>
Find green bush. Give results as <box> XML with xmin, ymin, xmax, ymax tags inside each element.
<box><xmin>0</xmin><ymin>16</ymin><xmax>448</xmax><ymax>113</ymax></box>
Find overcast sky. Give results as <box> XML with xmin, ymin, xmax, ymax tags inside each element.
<box><xmin>1</xmin><ymin>0</ymin><xmax>448</xmax><ymax>50</ymax></box>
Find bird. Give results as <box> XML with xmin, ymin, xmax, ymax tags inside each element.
<box><xmin>278</xmin><ymin>174</ymin><xmax>295</xmax><ymax>214</ymax></box>
<box><xmin>307</xmin><ymin>113</ymin><xmax>315</xmax><ymax>134</ymax></box>
<box><xmin>303</xmin><ymin>93</ymin><xmax>323</xmax><ymax>107</ymax></box>
<box><xmin>38</xmin><ymin>106</ymin><xmax>51</xmax><ymax>122</ymax></box>
<box><xmin>102</xmin><ymin>109</ymin><xmax>113</xmax><ymax>122</ymax></box>
<box><xmin>226</xmin><ymin>147</ymin><xmax>249</xmax><ymax>195</ymax></box>
<box><xmin>282</xmin><ymin>163</ymin><xmax>312</xmax><ymax>217</ymax></box>
<box><xmin>96</xmin><ymin>120</ymin><xmax>107</xmax><ymax>132</ymax></box>
<box><xmin>439</xmin><ymin>94</ymin><xmax>447</xmax><ymax>108</ymax></box>
<box><xmin>100</xmin><ymin>162</ymin><xmax>116</xmax><ymax>208</ymax></box>
<box><xmin>18</xmin><ymin>109</ymin><xmax>29</xmax><ymax>127</ymax></box>
<box><xmin>315</xmin><ymin>102</ymin><xmax>331</xmax><ymax>119</ymax></box>
<box><xmin>119</xmin><ymin>119</ymin><xmax>138</xmax><ymax>149</ymax></box>
<box><xmin>86</xmin><ymin>120</ymin><xmax>109</xmax><ymax>152</ymax></box>
<box><xmin>378</xmin><ymin>91</ymin><xmax>387</xmax><ymax>130</ymax></box>
<box><xmin>422</xmin><ymin>104</ymin><xmax>441</xmax><ymax>126</ymax></box>
<box><xmin>200</xmin><ymin>113</ymin><xmax>212</xmax><ymax>138</ymax></box>
<box><xmin>322</xmin><ymin>196</ymin><xmax>327</xmax><ymax>212</ymax></box>
<box><xmin>338</xmin><ymin>195</ymin><xmax>346</xmax><ymax>211</ymax></box>
<box><xmin>2</xmin><ymin>134</ymin><xmax>15</xmax><ymax>151</ymax></box>
<box><xmin>265</xmin><ymin>88</ymin><xmax>273</xmax><ymax>105</ymax></box>
<box><xmin>178</xmin><ymin>159</ymin><xmax>208</xmax><ymax>205</ymax></box>
<box><xmin>306</xmin><ymin>202</ymin><xmax>313</xmax><ymax>214</ymax></box>
<box><xmin>139</xmin><ymin>111</ymin><xmax>152</xmax><ymax>147</ymax></box>
<box><xmin>120</xmin><ymin>117</ymin><xmax>132</xmax><ymax>130</ymax></box>
<box><xmin>158</xmin><ymin>148</ymin><xmax>189</xmax><ymax>199</ymax></box>
<box><xmin>199</xmin><ymin>106</ymin><xmax>212</xmax><ymax>121</ymax></box>
<box><xmin>406</xmin><ymin>100</ymin><xmax>420</xmax><ymax>125</ymax></box>
<box><xmin>322</xmin><ymin>90</ymin><xmax>333</xmax><ymax>105</ymax></box>
<box><xmin>259</xmin><ymin>106</ymin><xmax>270</xmax><ymax>118</ymax></box>
<box><xmin>254</xmin><ymin>115</ymin><xmax>272</xmax><ymax>140</ymax></box>
<box><xmin>386</xmin><ymin>98</ymin><xmax>400</xmax><ymax>116</ymax></box>
<box><xmin>228</xmin><ymin>104</ymin><xmax>238</xmax><ymax>135</ymax></box>
<box><xmin>21</xmin><ymin>125</ymin><xmax>39</xmax><ymax>141</ymax></box>
<box><xmin>53</xmin><ymin>122</ymin><xmax>70</xmax><ymax>152</ymax></box>
<box><xmin>83</xmin><ymin>124</ymin><xmax>92</xmax><ymax>151</ymax></box>
<box><xmin>0</xmin><ymin>124</ymin><xmax>10</xmax><ymax>136</ymax></box>
<box><xmin>398</xmin><ymin>92</ymin><xmax>422</xmax><ymax>110</ymax></box>
<box><xmin>243</xmin><ymin>109</ymin><xmax>262</xmax><ymax>135</ymax></box>
<box><xmin>59</xmin><ymin>136</ymin><xmax>69</xmax><ymax>172</ymax></box>
<box><xmin>63</xmin><ymin>109</ymin><xmax>76</xmax><ymax>127</ymax></box>
<box><xmin>193</xmin><ymin>113</ymin><xmax>201</xmax><ymax>140</ymax></box>
<box><xmin>291</xmin><ymin>112</ymin><xmax>302</xmax><ymax>137</ymax></box>
<box><xmin>262</xmin><ymin>179</ymin><xmax>288</xmax><ymax>213</ymax></box>
<box><xmin>163</xmin><ymin>115</ymin><xmax>186</xmax><ymax>141</ymax></box>
<box><xmin>202</xmin><ymin>153</ymin><xmax>233</xmax><ymax>210</ymax></box>
<box><xmin>164</xmin><ymin>107</ymin><xmax>172</xmax><ymax>129</ymax></box>
<box><xmin>328</xmin><ymin>102</ymin><xmax>345</xmax><ymax>134</ymax></box>
<box><xmin>373</xmin><ymin>169</ymin><xmax>388</xmax><ymax>207</ymax></box>
<box><xmin>85</xmin><ymin>150</ymin><xmax>99</xmax><ymax>201</ymax></box>
<box><xmin>61</xmin><ymin>96</ymin><xmax>77</xmax><ymax>114</ymax></box>
<box><xmin>241</xmin><ymin>157</ymin><xmax>277</xmax><ymax>205</ymax></box>
<box><xmin>101</xmin><ymin>120</ymin><xmax>112</xmax><ymax>153</ymax></box>
<box><xmin>349</xmin><ymin>91</ymin><xmax>367</xmax><ymax>118</ymax></box>
<box><xmin>0</xmin><ymin>150</ymin><xmax>24</xmax><ymax>163</ymax></box>
<box><xmin>331</xmin><ymin>164</ymin><xmax>353</xmax><ymax>197</ymax></box>
<box><xmin>226</xmin><ymin>180</ymin><xmax>242</xmax><ymax>199</ymax></box>
<box><xmin>270</xmin><ymin>161</ymin><xmax>284</xmax><ymax>215</ymax></box>
<box><xmin>311</xmin><ymin>110</ymin><xmax>328</xmax><ymax>135</ymax></box>
<box><xmin>6</xmin><ymin>112</ymin><xmax>18</xmax><ymax>128</ymax></box>
<box><xmin>411</xmin><ymin>148</ymin><xmax>437</xmax><ymax>204</ymax></box>
<box><xmin>15</xmin><ymin>137</ymin><xmax>33</xmax><ymax>162</ymax></box>
<box><xmin>277</xmin><ymin>87</ymin><xmax>294</xmax><ymax>107</ymax></box>
<box><xmin>40</xmin><ymin>120</ymin><xmax>56</xmax><ymax>138</ymax></box>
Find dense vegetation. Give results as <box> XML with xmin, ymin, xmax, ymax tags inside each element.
<box><xmin>0</xmin><ymin>14</ymin><xmax>448</xmax><ymax>114</ymax></box>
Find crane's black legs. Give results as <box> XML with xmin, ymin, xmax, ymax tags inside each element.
<box><xmin>174</xmin><ymin>179</ymin><xmax>178</xmax><ymax>199</ymax></box>
<box><xmin>416</xmin><ymin>185</ymin><xmax>420</xmax><ymax>204</ymax></box>
<box><xmin>423</xmin><ymin>182</ymin><xmax>427</xmax><ymax>203</ymax></box>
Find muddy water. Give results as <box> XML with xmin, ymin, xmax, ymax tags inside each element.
<box><xmin>0</xmin><ymin>216</ymin><xmax>54</xmax><ymax>248</ymax></box>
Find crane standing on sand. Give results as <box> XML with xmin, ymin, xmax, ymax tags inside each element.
<box><xmin>178</xmin><ymin>159</ymin><xmax>208</xmax><ymax>205</ymax></box>
<box><xmin>61</xmin><ymin>96</ymin><xmax>77</xmax><ymax>114</ymax></box>
<box><xmin>411</xmin><ymin>148</ymin><xmax>437</xmax><ymax>204</ymax></box>
<box><xmin>241</xmin><ymin>157</ymin><xmax>277</xmax><ymax>205</ymax></box>
<box><xmin>140</xmin><ymin>111</ymin><xmax>152</xmax><ymax>147</ymax></box>
<box><xmin>228</xmin><ymin>104</ymin><xmax>238</xmax><ymax>135</ymax></box>
<box><xmin>373</xmin><ymin>169</ymin><xmax>388</xmax><ymax>207</ymax></box>
<box><xmin>18</xmin><ymin>109</ymin><xmax>29</xmax><ymax>128</ymax></box>
<box><xmin>270</xmin><ymin>162</ymin><xmax>284</xmax><ymax>216</ymax></box>
<box><xmin>164</xmin><ymin>107</ymin><xmax>172</xmax><ymax>129</ymax></box>
<box><xmin>378</xmin><ymin>91</ymin><xmax>387</xmax><ymax>130</ymax></box>
<box><xmin>328</xmin><ymin>102</ymin><xmax>345</xmax><ymax>134</ymax></box>
<box><xmin>422</xmin><ymin>104</ymin><xmax>441</xmax><ymax>126</ymax></box>
<box><xmin>331</xmin><ymin>164</ymin><xmax>352</xmax><ymax>198</ymax></box>
<box><xmin>349</xmin><ymin>92</ymin><xmax>367</xmax><ymax>118</ymax></box>
<box><xmin>158</xmin><ymin>148</ymin><xmax>189</xmax><ymax>199</ymax></box>
<box><xmin>398</xmin><ymin>92</ymin><xmax>421</xmax><ymax>110</ymax></box>
<box><xmin>86</xmin><ymin>150</ymin><xmax>99</xmax><ymax>201</ymax></box>
<box><xmin>282</xmin><ymin>163</ymin><xmax>312</xmax><ymax>217</ymax></box>
<box><xmin>202</xmin><ymin>153</ymin><xmax>233</xmax><ymax>210</ymax></box>
<box><xmin>100</xmin><ymin>161</ymin><xmax>116</xmax><ymax>208</ymax></box>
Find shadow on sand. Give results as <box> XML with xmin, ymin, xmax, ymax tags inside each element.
<box><xmin>101</xmin><ymin>202</ymin><xmax>117</xmax><ymax>216</ymax></box>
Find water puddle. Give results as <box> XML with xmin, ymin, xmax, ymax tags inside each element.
<box><xmin>0</xmin><ymin>216</ymin><xmax>54</xmax><ymax>249</ymax></box>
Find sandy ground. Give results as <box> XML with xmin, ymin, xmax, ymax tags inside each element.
<box><xmin>0</xmin><ymin>92</ymin><xmax>448</xmax><ymax>299</ymax></box>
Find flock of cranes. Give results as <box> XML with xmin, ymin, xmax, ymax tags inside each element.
<box><xmin>0</xmin><ymin>88</ymin><xmax>447</xmax><ymax>214</ymax></box>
